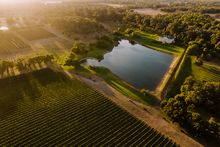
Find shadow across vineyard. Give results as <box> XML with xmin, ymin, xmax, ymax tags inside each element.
<box><xmin>0</xmin><ymin>68</ymin><xmax>177</xmax><ymax>146</ymax></box>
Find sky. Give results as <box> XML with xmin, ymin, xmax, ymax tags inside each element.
<box><xmin>0</xmin><ymin>0</ymin><xmax>217</xmax><ymax>4</ymax></box>
<box><xmin>0</xmin><ymin>0</ymin><xmax>62</xmax><ymax>4</ymax></box>
<box><xmin>0</xmin><ymin>0</ymin><xmax>36</xmax><ymax>4</ymax></box>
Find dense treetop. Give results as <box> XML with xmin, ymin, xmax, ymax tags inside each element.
<box><xmin>161</xmin><ymin>76</ymin><xmax>220</xmax><ymax>141</ymax></box>
<box><xmin>123</xmin><ymin>11</ymin><xmax>220</xmax><ymax>60</ymax></box>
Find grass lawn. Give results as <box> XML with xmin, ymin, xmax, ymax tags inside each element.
<box><xmin>132</xmin><ymin>30</ymin><xmax>184</xmax><ymax>55</ymax></box>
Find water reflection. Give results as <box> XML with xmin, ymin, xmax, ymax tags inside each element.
<box><xmin>84</xmin><ymin>40</ymin><xmax>174</xmax><ymax>91</ymax></box>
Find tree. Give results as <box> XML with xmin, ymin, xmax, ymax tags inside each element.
<box><xmin>71</xmin><ymin>42</ymin><xmax>87</xmax><ymax>55</ymax></box>
<box><xmin>140</xmin><ymin>89</ymin><xmax>150</xmax><ymax>97</ymax></box>
<box><xmin>194</xmin><ymin>57</ymin><xmax>203</xmax><ymax>66</ymax></box>
<box><xmin>187</xmin><ymin>43</ymin><xmax>199</xmax><ymax>55</ymax></box>
<box><xmin>162</xmin><ymin>76</ymin><xmax>220</xmax><ymax>140</ymax></box>
<box><xmin>162</xmin><ymin>94</ymin><xmax>188</xmax><ymax>124</ymax></box>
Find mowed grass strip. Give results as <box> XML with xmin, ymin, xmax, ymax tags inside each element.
<box><xmin>17</xmin><ymin>28</ymin><xmax>56</xmax><ymax>41</ymax></box>
<box><xmin>0</xmin><ymin>68</ymin><xmax>176</xmax><ymax>146</ymax></box>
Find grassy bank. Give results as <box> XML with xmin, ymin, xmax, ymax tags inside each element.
<box><xmin>75</xmin><ymin>66</ymin><xmax>159</xmax><ymax>106</ymax></box>
<box><xmin>166</xmin><ymin>55</ymin><xmax>192</xmax><ymax>98</ymax></box>
<box><xmin>130</xmin><ymin>30</ymin><xmax>184</xmax><ymax>55</ymax></box>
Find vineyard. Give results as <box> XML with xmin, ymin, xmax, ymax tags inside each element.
<box><xmin>17</xmin><ymin>28</ymin><xmax>56</xmax><ymax>41</ymax></box>
<box><xmin>0</xmin><ymin>32</ymin><xmax>29</xmax><ymax>55</ymax></box>
<box><xmin>191</xmin><ymin>58</ymin><xmax>220</xmax><ymax>82</ymax></box>
<box><xmin>42</xmin><ymin>39</ymin><xmax>71</xmax><ymax>55</ymax></box>
<box><xmin>0</xmin><ymin>68</ymin><xmax>177</xmax><ymax>146</ymax></box>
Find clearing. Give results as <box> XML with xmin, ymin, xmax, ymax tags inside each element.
<box><xmin>133</xmin><ymin>8</ymin><xmax>166</xmax><ymax>16</ymax></box>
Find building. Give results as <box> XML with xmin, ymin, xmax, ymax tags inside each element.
<box><xmin>159</xmin><ymin>36</ymin><xmax>175</xmax><ymax>44</ymax></box>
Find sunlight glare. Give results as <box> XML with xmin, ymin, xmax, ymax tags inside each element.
<box><xmin>0</xmin><ymin>0</ymin><xmax>30</xmax><ymax>4</ymax></box>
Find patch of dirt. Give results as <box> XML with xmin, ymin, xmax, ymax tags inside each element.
<box><xmin>133</xmin><ymin>8</ymin><xmax>166</xmax><ymax>16</ymax></box>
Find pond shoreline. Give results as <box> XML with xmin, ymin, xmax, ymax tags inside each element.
<box><xmin>154</xmin><ymin>56</ymin><xmax>178</xmax><ymax>97</ymax></box>
<box><xmin>83</xmin><ymin>39</ymin><xmax>175</xmax><ymax>92</ymax></box>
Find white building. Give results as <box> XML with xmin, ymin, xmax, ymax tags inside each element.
<box><xmin>159</xmin><ymin>36</ymin><xmax>175</xmax><ymax>44</ymax></box>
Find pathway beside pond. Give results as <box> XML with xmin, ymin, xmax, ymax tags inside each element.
<box><xmin>154</xmin><ymin>56</ymin><xmax>178</xmax><ymax>97</ymax></box>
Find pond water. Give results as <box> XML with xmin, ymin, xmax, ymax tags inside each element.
<box><xmin>84</xmin><ymin>40</ymin><xmax>174</xmax><ymax>91</ymax></box>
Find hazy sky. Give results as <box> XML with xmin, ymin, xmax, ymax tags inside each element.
<box><xmin>0</xmin><ymin>0</ymin><xmax>36</xmax><ymax>3</ymax></box>
<box><xmin>0</xmin><ymin>0</ymin><xmax>63</xmax><ymax>4</ymax></box>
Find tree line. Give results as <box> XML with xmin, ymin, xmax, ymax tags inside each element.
<box><xmin>161</xmin><ymin>7</ymin><xmax>220</xmax><ymax>14</ymax></box>
<box><xmin>161</xmin><ymin>76</ymin><xmax>220</xmax><ymax>141</ymax></box>
<box><xmin>64</xmin><ymin>35</ymin><xmax>120</xmax><ymax>67</ymax></box>
<box><xmin>122</xmin><ymin>11</ymin><xmax>220</xmax><ymax>60</ymax></box>
<box><xmin>42</xmin><ymin>6</ymin><xmax>125</xmax><ymax>36</ymax></box>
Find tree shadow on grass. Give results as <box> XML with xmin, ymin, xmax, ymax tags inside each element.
<box><xmin>0</xmin><ymin>68</ymin><xmax>68</xmax><ymax>119</ymax></box>
<box><xmin>166</xmin><ymin>57</ymin><xmax>192</xmax><ymax>98</ymax></box>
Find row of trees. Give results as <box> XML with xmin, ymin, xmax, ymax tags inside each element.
<box><xmin>122</xmin><ymin>11</ymin><xmax>220</xmax><ymax>60</ymax></box>
<box><xmin>64</xmin><ymin>35</ymin><xmax>120</xmax><ymax>67</ymax></box>
<box><xmin>43</xmin><ymin>6</ymin><xmax>125</xmax><ymax>36</ymax></box>
<box><xmin>0</xmin><ymin>55</ymin><xmax>54</xmax><ymax>77</ymax></box>
<box><xmin>52</xmin><ymin>17</ymin><xmax>106</xmax><ymax>36</ymax></box>
<box><xmin>161</xmin><ymin>7</ymin><xmax>220</xmax><ymax>14</ymax></box>
<box><xmin>161</xmin><ymin>76</ymin><xmax>220</xmax><ymax>140</ymax></box>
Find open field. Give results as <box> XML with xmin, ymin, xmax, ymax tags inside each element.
<box><xmin>133</xmin><ymin>8</ymin><xmax>166</xmax><ymax>16</ymax></box>
<box><xmin>0</xmin><ymin>68</ymin><xmax>177</xmax><ymax>146</ymax></box>
<box><xmin>0</xmin><ymin>32</ymin><xmax>30</xmax><ymax>55</ymax></box>
<box><xmin>17</xmin><ymin>27</ymin><xmax>56</xmax><ymax>41</ymax></box>
<box><xmin>133</xmin><ymin>31</ymin><xmax>184</xmax><ymax>55</ymax></box>
<box><xmin>98</xmin><ymin>3</ymin><xmax>124</xmax><ymax>8</ymax></box>
<box><xmin>0</xmin><ymin>27</ymin><xmax>72</xmax><ymax>60</ymax></box>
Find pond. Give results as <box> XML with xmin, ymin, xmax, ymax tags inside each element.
<box><xmin>84</xmin><ymin>40</ymin><xmax>174</xmax><ymax>91</ymax></box>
